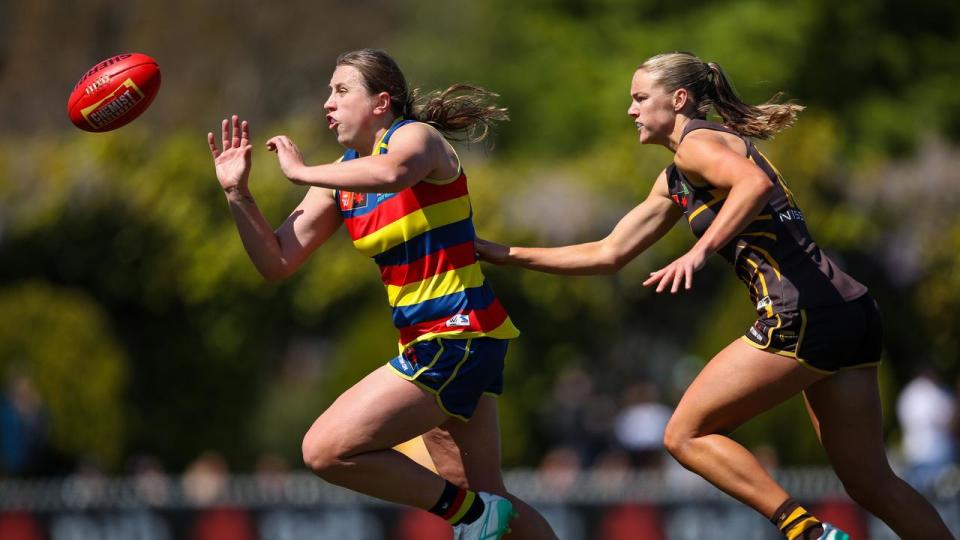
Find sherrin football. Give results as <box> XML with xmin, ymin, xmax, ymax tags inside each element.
<box><xmin>68</xmin><ymin>53</ymin><xmax>161</xmax><ymax>132</ymax></box>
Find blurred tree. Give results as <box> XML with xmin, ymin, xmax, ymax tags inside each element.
<box><xmin>0</xmin><ymin>282</ymin><xmax>126</xmax><ymax>469</ymax></box>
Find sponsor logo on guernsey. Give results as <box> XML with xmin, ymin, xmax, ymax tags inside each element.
<box><xmin>445</xmin><ymin>314</ymin><xmax>471</xmax><ymax>327</ymax></box>
<box><xmin>778</xmin><ymin>209</ymin><xmax>805</xmax><ymax>222</ymax></box>
<box><xmin>756</xmin><ymin>296</ymin><xmax>773</xmax><ymax>311</ymax></box>
<box><xmin>339</xmin><ymin>191</ymin><xmax>368</xmax><ymax>211</ymax></box>
<box><xmin>671</xmin><ymin>181</ymin><xmax>692</xmax><ymax>210</ymax></box>
<box><xmin>81</xmin><ymin>78</ymin><xmax>144</xmax><ymax>129</ymax></box>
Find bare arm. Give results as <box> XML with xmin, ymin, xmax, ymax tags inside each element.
<box><xmin>477</xmin><ymin>170</ymin><xmax>683</xmax><ymax>275</ymax></box>
<box><xmin>675</xmin><ymin>132</ymin><xmax>774</xmax><ymax>257</ymax></box>
<box><xmin>266</xmin><ymin>123</ymin><xmax>452</xmax><ymax>193</ymax></box>
<box><xmin>210</xmin><ymin>115</ymin><xmax>343</xmax><ymax>282</ymax></box>
<box><xmin>226</xmin><ymin>187</ymin><xmax>342</xmax><ymax>282</ymax></box>
<box><xmin>642</xmin><ymin>131</ymin><xmax>774</xmax><ymax>293</ymax></box>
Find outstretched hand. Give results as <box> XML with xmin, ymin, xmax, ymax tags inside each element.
<box><xmin>475</xmin><ymin>238</ymin><xmax>511</xmax><ymax>265</ymax></box>
<box><xmin>208</xmin><ymin>115</ymin><xmax>252</xmax><ymax>193</ymax></box>
<box><xmin>643</xmin><ymin>248</ymin><xmax>708</xmax><ymax>293</ymax></box>
<box><xmin>266</xmin><ymin>135</ymin><xmax>306</xmax><ymax>183</ymax></box>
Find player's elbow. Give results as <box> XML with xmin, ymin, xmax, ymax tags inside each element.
<box><xmin>375</xmin><ymin>163</ymin><xmax>415</xmax><ymax>192</ymax></box>
<box><xmin>751</xmin><ymin>175</ymin><xmax>775</xmax><ymax>201</ymax></box>
<box><xmin>596</xmin><ymin>242</ymin><xmax>631</xmax><ymax>274</ymax></box>
<box><xmin>259</xmin><ymin>266</ymin><xmax>289</xmax><ymax>283</ymax></box>
<box><xmin>258</xmin><ymin>259</ymin><xmax>297</xmax><ymax>283</ymax></box>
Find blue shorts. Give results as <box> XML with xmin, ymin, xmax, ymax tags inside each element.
<box><xmin>388</xmin><ymin>337</ymin><xmax>508</xmax><ymax>421</ymax></box>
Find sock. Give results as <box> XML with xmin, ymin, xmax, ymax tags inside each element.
<box><xmin>771</xmin><ymin>498</ymin><xmax>824</xmax><ymax>540</ymax></box>
<box><xmin>428</xmin><ymin>481</ymin><xmax>486</xmax><ymax>526</ymax></box>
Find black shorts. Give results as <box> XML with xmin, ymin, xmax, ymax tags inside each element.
<box><xmin>741</xmin><ymin>294</ymin><xmax>883</xmax><ymax>374</ymax></box>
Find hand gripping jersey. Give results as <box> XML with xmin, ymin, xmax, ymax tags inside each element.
<box><xmin>336</xmin><ymin>119</ymin><xmax>520</xmax><ymax>348</ymax></box>
<box><xmin>666</xmin><ymin>120</ymin><xmax>867</xmax><ymax>316</ymax></box>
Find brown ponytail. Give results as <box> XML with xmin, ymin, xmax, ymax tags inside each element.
<box><xmin>336</xmin><ymin>49</ymin><xmax>508</xmax><ymax>143</ymax></box>
<box><xmin>641</xmin><ymin>52</ymin><xmax>804</xmax><ymax>139</ymax></box>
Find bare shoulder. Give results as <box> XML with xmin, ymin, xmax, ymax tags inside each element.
<box><xmin>681</xmin><ymin>127</ymin><xmax>746</xmax><ymax>156</ymax></box>
<box><xmin>677</xmin><ymin>129</ymin><xmax>746</xmax><ymax>169</ymax></box>
<box><xmin>390</xmin><ymin>121</ymin><xmax>440</xmax><ymax>146</ymax></box>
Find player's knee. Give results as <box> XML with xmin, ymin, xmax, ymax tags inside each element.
<box><xmin>839</xmin><ymin>467</ymin><xmax>896</xmax><ymax>508</ymax></box>
<box><xmin>301</xmin><ymin>434</ymin><xmax>345</xmax><ymax>478</ymax></box>
<box><xmin>662</xmin><ymin>420</ymin><xmax>693</xmax><ymax>462</ymax></box>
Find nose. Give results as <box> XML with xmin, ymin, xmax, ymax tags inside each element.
<box><xmin>627</xmin><ymin>103</ymin><xmax>639</xmax><ymax>118</ymax></box>
<box><xmin>323</xmin><ymin>94</ymin><xmax>335</xmax><ymax>112</ymax></box>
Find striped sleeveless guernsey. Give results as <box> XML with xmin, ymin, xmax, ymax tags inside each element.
<box><xmin>335</xmin><ymin>119</ymin><xmax>519</xmax><ymax>348</ymax></box>
<box><xmin>666</xmin><ymin>119</ymin><xmax>867</xmax><ymax>316</ymax></box>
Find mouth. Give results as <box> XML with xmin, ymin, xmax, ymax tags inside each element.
<box><xmin>635</xmin><ymin>121</ymin><xmax>644</xmax><ymax>131</ymax></box>
<box><xmin>326</xmin><ymin>115</ymin><xmax>339</xmax><ymax>130</ymax></box>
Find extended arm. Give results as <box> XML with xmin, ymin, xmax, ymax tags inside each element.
<box><xmin>210</xmin><ymin>116</ymin><xmax>343</xmax><ymax>282</ymax></box>
<box><xmin>266</xmin><ymin>123</ymin><xmax>449</xmax><ymax>193</ymax></box>
<box><xmin>643</xmin><ymin>132</ymin><xmax>775</xmax><ymax>292</ymax></box>
<box><xmin>477</xmin><ymin>170</ymin><xmax>683</xmax><ymax>275</ymax></box>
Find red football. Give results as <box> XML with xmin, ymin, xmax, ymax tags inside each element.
<box><xmin>67</xmin><ymin>53</ymin><xmax>161</xmax><ymax>132</ymax></box>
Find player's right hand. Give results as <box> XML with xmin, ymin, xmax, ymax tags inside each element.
<box><xmin>208</xmin><ymin>114</ymin><xmax>252</xmax><ymax>193</ymax></box>
<box><xmin>475</xmin><ymin>238</ymin><xmax>511</xmax><ymax>265</ymax></box>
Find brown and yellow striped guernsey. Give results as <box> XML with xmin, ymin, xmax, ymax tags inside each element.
<box><xmin>665</xmin><ymin>119</ymin><xmax>867</xmax><ymax>316</ymax></box>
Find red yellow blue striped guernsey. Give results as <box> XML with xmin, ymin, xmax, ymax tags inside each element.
<box><xmin>335</xmin><ymin>119</ymin><xmax>519</xmax><ymax>348</ymax></box>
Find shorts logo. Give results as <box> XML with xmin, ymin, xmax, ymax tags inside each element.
<box><xmin>339</xmin><ymin>191</ymin><xmax>368</xmax><ymax>211</ymax></box>
<box><xmin>748</xmin><ymin>322</ymin><xmax>767</xmax><ymax>344</ymax></box>
<box><xmin>445</xmin><ymin>314</ymin><xmax>471</xmax><ymax>327</ymax></box>
<box><xmin>403</xmin><ymin>347</ymin><xmax>419</xmax><ymax>365</ymax></box>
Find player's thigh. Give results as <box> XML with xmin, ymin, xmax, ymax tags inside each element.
<box><xmin>303</xmin><ymin>364</ymin><xmax>449</xmax><ymax>458</ymax></box>
<box><xmin>669</xmin><ymin>339</ymin><xmax>825</xmax><ymax>437</ymax></box>
<box><xmin>422</xmin><ymin>395</ymin><xmax>506</xmax><ymax>493</ymax></box>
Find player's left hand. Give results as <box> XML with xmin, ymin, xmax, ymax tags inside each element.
<box><xmin>266</xmin><ymin>135</ymin><xmax>307</xmax><ymax>183</ymax></box>
<box><xmin>643</xmin><ymin>248</ymin><xmax>708</xmax><ymax>293</ymax></box>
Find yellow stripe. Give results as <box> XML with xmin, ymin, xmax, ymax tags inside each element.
<box><xmin>766</xmin><ymin>313</ymin><xmax>783</xmax><ymax>343</ymax></box>
<box><xmin>687</xmin><ymin>189</ymin><xmax>728</xmax><ymax>222</ymax></box>
<box><xmin>387</xmin><ymin>263</ymin><xmax>485</xmax><ymax>307</ymax></box>
<box><xmin>739</xmin><ymin>231</ymin><xmax>777</xmax><ymax>241</ymax></box>
<box><xmin>785</xmin><ymin>517</ymin><xmax>821</xmax><ymax>540</ymax></box>
<box><xmin>744</xmin><ymin>244</ymin><xmax>782</xmax><ymax>280</ymax></box>
<box><xmin>435</xmin><ymin>338</ymin><xmax>476</xmax><ymax>422</ymax></box>
<box><xmin>373</xmin><ymin>119</ymin><xmax>403</xmax><ymax>154</ymax></box>
<box><xmin>399</xmin><ymin>318</ymin><xmax>520</xmax><ymax>350</ymax></box>
<box><xmin>448</xmin><ymin>489</ymin><xmax>476</xmax><ymax>523</ymax></box>
<box><xmin>744</xmin><ymin>259</ymin><xmax>774</xmax><ymax>317</ymax></box>
<box><xmin>741</xmin><ymin>336</ymin><xmax>795</xmax><ymax>357</ymax></box>
<box><xmin>753</xmin><ymin>214</ymin><xmax>773</xmax><ymax>221</ymax></box>
<box><xmin>789</xmin><ymin>310</ymin><xmax>832</xmax><ymax>375</ymax></box>
<box><xmin>781</xmin><ymin>508</ymin><xmax>807</xmax><ymax>529</ymax></box>
<box><xmin>352</xmin><ymin>196</ymin><xmax>471</xmax><ymax>256</ymax></box>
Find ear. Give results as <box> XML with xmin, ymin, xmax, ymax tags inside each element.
<box><xmin>372</xmin><ymin>91</ymin><xmax>392</xmax><ymax>116</ymax></box>
<box><xmin>673</xmin><ymin>88</ymin><xmax>690</xmax><ymax>113</ymax></box>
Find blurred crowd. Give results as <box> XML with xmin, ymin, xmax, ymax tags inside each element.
<box><xmin>0</xmin><ymin>365</ymin><xmax>958</xmax><ymax>539</ymax></box>
<box><xmin>3</xmin><ymin>364</ymin><xmax>960</xmax><ymax>491</ymax></box>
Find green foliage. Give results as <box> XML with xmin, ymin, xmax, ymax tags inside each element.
<box><xmin>0</xmin><ymin>282</ymin><xmax>126</xmax><ymax>466</ymax></box>
<box><xmin>1</xmin><ymin>0</ymin><xmax>959</xmax><ymax>472</ymax></box>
